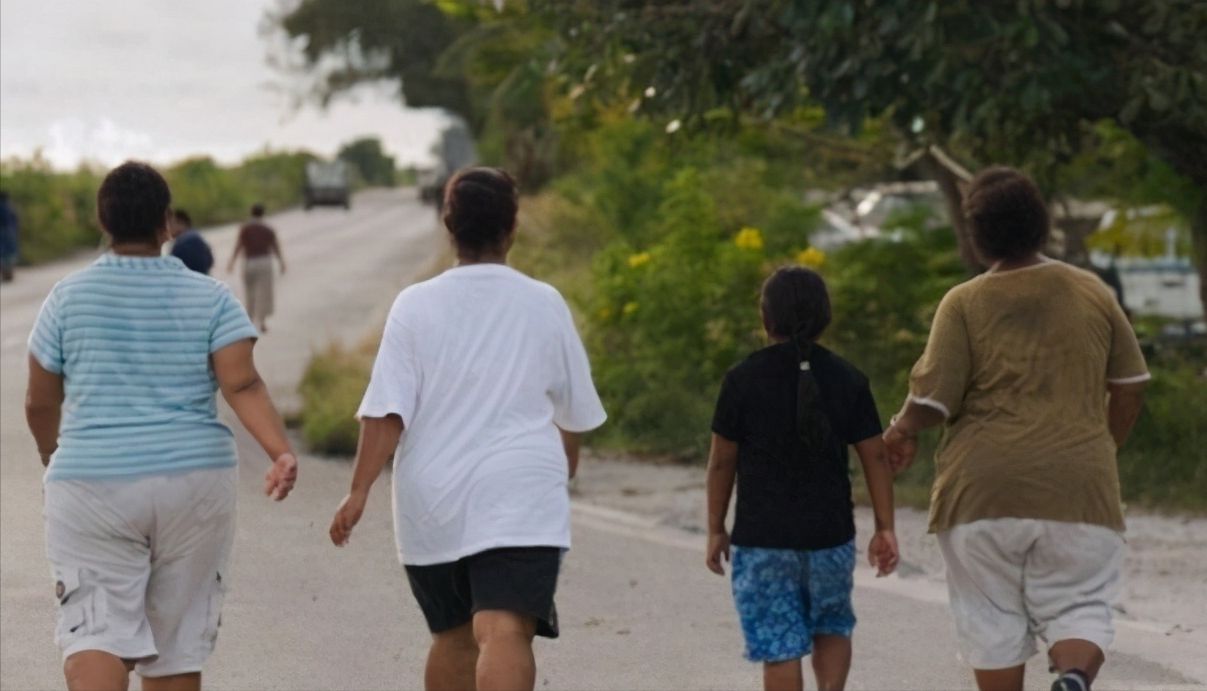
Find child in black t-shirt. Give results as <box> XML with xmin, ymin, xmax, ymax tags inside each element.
<box><xmin>705</xmin><ymin>266</ymin><xmax>899</xmax><ymax>691</ymax></box>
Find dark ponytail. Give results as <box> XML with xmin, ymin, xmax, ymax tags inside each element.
<box><xmin>760</xmin><ymin>267</ymin><xmax>834</xmax><ymax>448</ymax></box>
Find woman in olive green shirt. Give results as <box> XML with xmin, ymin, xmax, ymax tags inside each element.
<box><xmin>883</xmin><ymin>167</ymin><xmax>1148</xmax><ymax>691</ymax></box>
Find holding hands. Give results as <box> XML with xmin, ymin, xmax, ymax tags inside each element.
<box><xmin>882</xmin><ymin>416</ymin><xmax>920</xmax><ymax>474</ymax></box>
<box><xmin>868</xmin><ymin>529</ymin><xmax>899</xmax><ymax>577</ymax></box>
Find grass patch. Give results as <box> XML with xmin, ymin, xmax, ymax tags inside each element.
<box><xmin>295</xmin><ymin>337</ymin><xmax>378</xmax><ymax>457</ymax></box>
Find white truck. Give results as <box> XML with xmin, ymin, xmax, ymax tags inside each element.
<box><xmin>303</xmin><ymin>160</ymin><xmax>351</xmax><ymax>210</ymax></box>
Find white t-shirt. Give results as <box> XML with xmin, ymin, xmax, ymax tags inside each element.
<box><xmin>359</xmin><ymin>264</ymin><xmax>607</xmax><ymax>566</ymax></box>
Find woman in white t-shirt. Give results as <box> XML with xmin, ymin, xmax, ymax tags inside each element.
<box><xmin>329</xmin><ymin>167</ymin><xmax>606</xmax><ymax>691</ymax></box>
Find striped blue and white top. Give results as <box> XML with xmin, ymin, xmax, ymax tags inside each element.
<box><xmin>28</xmin><ymin>254</ymin><xmax>259</xmax><ymax>481</ymax></box>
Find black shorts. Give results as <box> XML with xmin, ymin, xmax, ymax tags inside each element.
<box><xmin>404</xmin><ymin>546</ymin><xmax>562</xmax><ymax>639</ymax></box>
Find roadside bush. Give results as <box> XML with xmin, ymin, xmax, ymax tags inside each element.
<box><xmin>584</xmin><ymin>168</ymin><xmax>770</xmax><ymax>456</ymax></box>
<box><xmin>1</xmin><ymin>148</ymin><xmax>319</xmax><ymax>265</ymax></box>
<box><xmin>0</xmin><ymin>157</ymin><xmax>103</xmax><ymax>263</ymax></box>
<box><xmin>234</xmin><ymin>149</ymin><xmax>318</xmax><ymax>213</ymax></box>
<box><xmin>823</xmin><ymin>213</ymin><xmax>967</xmax><ymax>421</ymax></box>
<box><xmin>1117</xmin><ymin>364</ymin><xmax>1207</xmax><ymax>511</ymax></box>
<box><xmin>295</xmin><ymin>340</ymin><xmax>376</xmax><ymax>456</ymax></box>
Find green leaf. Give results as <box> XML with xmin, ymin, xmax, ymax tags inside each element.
<box><xmin>1119</xmin><ymin>96</ymin><xmax>1145</xmax><ymax>123</ymax></box>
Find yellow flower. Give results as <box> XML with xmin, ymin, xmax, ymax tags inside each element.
<box><xmin>622</xmin><ymin>301</ymin><xmax>640</xmax><ymax>316</ymax></box>
<box><xmin>734</xmin><ymin>227</ymin><xmax>765</xmax><ymax>251</ymax></box>
<box><xmin>628</xmin><ymin>252</ymin><xmax>652</xmax><ymax>268</ymax></box>
<box><xmin>795</xmin><ymin>246</ymin><xmax>826</xmax><ymax>269</ymax></box>
<box><xmin>597</xmin><ymin>306</ymin><xmax>614</xmax><ymax>322</ymax></box>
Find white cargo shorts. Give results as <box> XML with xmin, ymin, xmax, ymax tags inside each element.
<box><xmin>43</xmin><ymin>466</ymin><xmax>237</xmax><ymax>677</ymax></box>
<box><xmin>937</xmin><ymin>517</ymin><xmax>1124</xmax><ymax>670</ymax></box>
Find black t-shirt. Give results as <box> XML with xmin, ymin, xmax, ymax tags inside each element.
<box><xmin>711</xmin><ymin>342</ymin><xmax>883</xmax><ymax>550</ymax></box>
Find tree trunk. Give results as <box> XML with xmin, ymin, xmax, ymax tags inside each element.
<box><xmin>917</xmin><ymin>146</ymin><xmax>985</xmax><ymax>274</ymax></box>
<box><xmin>1192</xmin><ymin>199</ymin><xmax>1207</xmax><ymax>326</ymax></box>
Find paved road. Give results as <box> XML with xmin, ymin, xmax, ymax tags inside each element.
<box><xmin>1</xmin><ymin>188</ymin><xmax>1202</xmax><ymax>690</ymax></box>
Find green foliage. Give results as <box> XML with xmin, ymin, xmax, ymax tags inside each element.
<box><xmin>542</xmin><ymin>0</ymin><xmax>1207</xmax><ymax>318</ymax></box>
<box><xmin>296</xmin><ymin>341</ymin><xmax>376</xmax><ymax>456</ymax></box>
<box><xmin>522</xmin><ymin>120</ymin><xmax>834</xmax><ymax>455</ymax></box>
<box><xmin>584</xmin><ymin>168</ymin><xmax>768</xmax><ymax>455</ymax></box>
<box><xmin>1</xmin><ymin>148</ymin><xmax>318</xmax><ymax>264</ymax></box>
<box><xmin>543</xmin><ymin>2</ymin><xmax>1206</xmax><ymax>178</ymax></box>
<box><xmin>1116</xmin><ymin>364</ymin><xmax>1207</xmax><ymax>510</ymax></box>
<box><xmin>0</xmin><ymin>156</ymin><xmax>103</xmax><ymax>263</ymax></box>
<box><xmin>164</xmin><ymin>150</ymin><xmax>317</xmax><ymax>227</ymax></box>
<box><xmin>235</xmin><ymin>149</ymin><xmax>319</xmax><ymax>212</ymax></box>
<box><xmin>824</xmin><ymin>213</ymin><xmax>967</xmax><ymax>411</ymax></box>
<box><xmin>339</xmin><ymin>137</ymin><xmax>396</xmax><ymax>187</ymax></box>
<box><xmin>164</xmin><ymin>157</ymin><xmax>251</xmax><ymax>225</ymax></box>
<box><xmin>267</xmin><ymin>0</ymin><xmax>561</xmax><ymax>189</ymax></box>
<box><xmin>270</xmin><ymin>0</ymin><xmax>475</xmax><ymax>125</ymax></box>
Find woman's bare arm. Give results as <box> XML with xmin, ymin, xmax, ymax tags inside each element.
<box><xmin>212</xmin><ymin>339</ymin><xmax>291</xmax><ymax>459</ymax></box>
<box><xmin>330</xmin><ymin>415</ymin><xmax>404</xmax><ymax>546</ymax></box>
<box><xmin>1107</xmin><ymin>381</ymin><xmax>1147</xmax><ymax>447</ymax></box>
<box><xmin>25</xmin><ymin>355</ymin><xmax>64</xmax><ymax>466</ymax></box>
<box><xmin>558</xmin><ymin>427</ymin><xmax>581</xmax><ymax>479</ymax></box>
<box><xmin>212</xmin><ymin>339</ymin><xmax>297</xmax><ymax>499</ymax></box>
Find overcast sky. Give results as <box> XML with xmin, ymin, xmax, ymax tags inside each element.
<box><xmin>0</xmin><ymin>0</ymin><xmax>449</xmax><ymax>170</ymax></box>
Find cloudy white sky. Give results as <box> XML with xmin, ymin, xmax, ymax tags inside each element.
<box><xmin>0</xmin><ymin>0</ymin><xmax>449</xmax><ymax>170</ymax></box>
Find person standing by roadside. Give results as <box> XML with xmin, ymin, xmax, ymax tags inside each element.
<box><xmin>227</xmin><ymin>203</ymin><xmax>285</xmax><ymax>332</ymax></box>
<box><xmin>168</xmin><ymin>209</ymin><xmax>214</xmax><ymax>275</ymax></box>
<box><xmin>882</xmin><ymin>167</ymin><xmax>1148</xmax><ymax>691</ymax></box>
<box><xmin>25</xmin><ymin>161</ymin><xmax>299</xmax><ymax>691</ymax></box>
<box><xmin>706</xmin><ymin>265</ymin><xmax>899</xmax><ymax>691</ymax></box>
<box><xmin>328</xmin><ymin>167</ymin><xmax>606</xmax><ymax>691</ymax></box>
<box><xmin>0</xmin><ymin>190</ymin><xmax>20</xmax><ymax>282</ymax></box>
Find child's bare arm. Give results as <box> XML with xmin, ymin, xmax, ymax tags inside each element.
<box><xmin>854</xmin><ymin>436</ymin><xmax>894</xmax><ymax>532</ymax></box>
<box><xmin>854</xmin><ymin>435</ymin><xmax>899</xmax><ymax>576</ymax></box>
<box><xmin>705</xmin><ymin>433</ymin><xmax>738</xmax><ymax>575</ymax></box>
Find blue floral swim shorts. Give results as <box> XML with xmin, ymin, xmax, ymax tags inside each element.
<box><xmin>730</xmin><ymin>541</ymin><xmax>857</xmax><ymax>662</ymax></box>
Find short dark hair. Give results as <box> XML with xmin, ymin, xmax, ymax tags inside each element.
<box><xmin>251</xmin><ymin>203</ymin><xmax>265</xmax><ymax>218</ymax></box>
<box><xmin>442</xmin><ymin>167</ymin><xmax>518</xmax><ymax>256</ymax></box>
<box><xmin>963</xmin><ymin>166</ymin><xmax>1050</xmax><ymax>262</ymax></box>
<box><xmin>174</xmin><ymin>209</ymin><xmax>192</xmax><ymax>227</ymax></box>
<box><xmin>97</xmin><ymin>161</ymin><xmax>172</xmax><ymax>244</ymax></box>
<box><xmin>761</xmin><ymin>266</ymin><xmax>832</xmax><ymax>343</ymax></box>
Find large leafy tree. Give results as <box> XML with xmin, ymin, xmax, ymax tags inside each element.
<box><xmin>264</xmin><ymin>0</ymin><xmax>475</xmax><ymax>124</ymax></box>
<box><xmin>263</xmin><ymin>0</ymin><xmax>559</xmax><ymax>189</ymax></box>
<box><xmin>538</xmin><ymin>0</ymin><xmax>1207</xmax><ymax>317</ymax></box>
<box><xmin>338</xmin><ymin>137</ymin><xmax>396</xmax><ymax>186</ymax></box>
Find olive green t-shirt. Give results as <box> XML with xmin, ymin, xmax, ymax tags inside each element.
<box><xmin>910</xmin><ymin>258</ymin><xmax>1149</xmax><ymax>534</ymax></box>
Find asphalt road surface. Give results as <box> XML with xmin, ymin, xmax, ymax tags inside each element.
<box><xmin>1</xmin><ymin>188</ymin><xmax>1202</xmax><ymax>690</ymax></box>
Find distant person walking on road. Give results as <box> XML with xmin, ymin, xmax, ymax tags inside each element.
<box><xmin>706</xmin><ymin>266</ymin><xmax>899</xmax><ymax>691</ymax></box>
<box><xmin>0</xmin><ymin>190</ymin><xmax>20</xmax><ymax>282</ymax></box>
<box><xmin>227</xmin><ymin>203</ymin><xmax>285</xmax><ymax>332</ymax></box>
<box><xmin>882</xmin><ymin>167</ymin><xmax>1148</xmax><ymax>691</ymax></box>
<box><xmin>328</xmin><ymin>167</ymin><xmax>606</xmax><ymax>691</ymax></box>
<box><xmin>168</xmin><ymin>209</ymin><xmax>214</xmax><ymax>275</ymax></box>
<box><xmin>25</xmin><ymin>162</ymin><xmax>299</xmax><ymax>691</ymax></box>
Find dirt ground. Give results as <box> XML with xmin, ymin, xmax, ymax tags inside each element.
<box><xmin>573</xmin><ymin>451</ymin><xmax>1207</xmax><ymax>637</ymax></box>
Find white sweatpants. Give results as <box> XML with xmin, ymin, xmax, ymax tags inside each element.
<box><xmin>937</xmin><ymin>517</ymin><xmax>1124</xmax><ymax>670</ymax></box>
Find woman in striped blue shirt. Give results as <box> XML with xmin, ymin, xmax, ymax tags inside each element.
<box><xmin>25</xmin><ymin>161</ymin><xmax>298</xmax><ymax>691</ymax></box>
